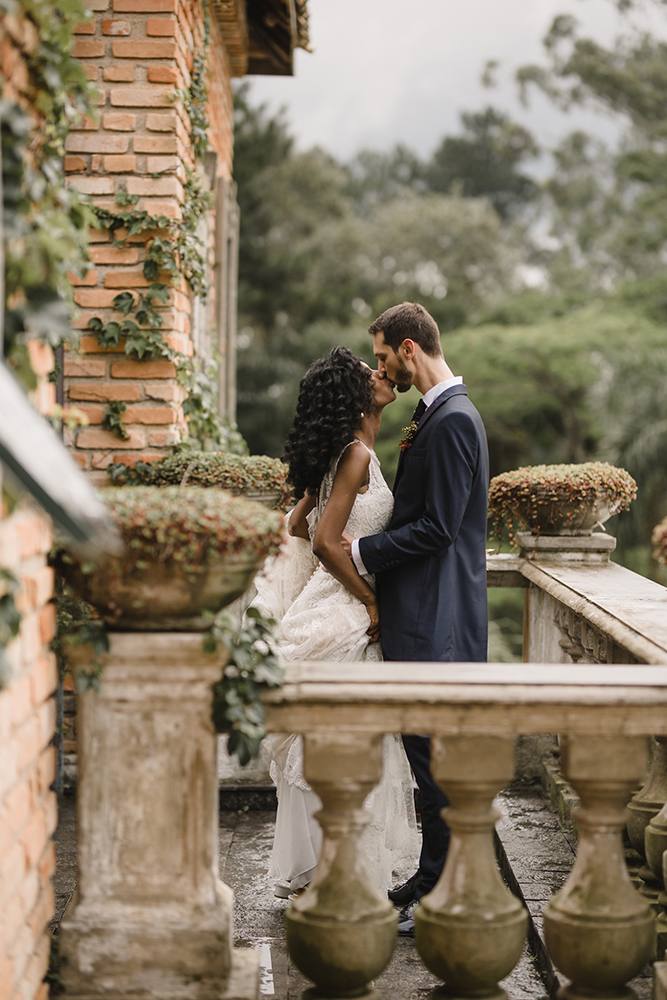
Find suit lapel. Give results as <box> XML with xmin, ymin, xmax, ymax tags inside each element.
<box><xmin>393</xmin><ymin>384</ymin><xmax>468</xmax><ymax>492</ymax></box>
<box><xmin>415</xmin><ymin>384</ymin><xmax>468</xmax><ymax>435</ymax></box>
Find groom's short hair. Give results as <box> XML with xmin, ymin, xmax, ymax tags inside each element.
<box><xmin>369</xmin><ymin>302</ymin><xmax>443</xmax><ymax>358</ymax></box>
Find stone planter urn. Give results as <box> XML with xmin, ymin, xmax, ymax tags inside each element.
<box><xmin>57</xmin><ymin>486</ymin><xmax>284</xmax><ymax>1000</ymax></box>
<box><xmin>488</xmin><ymin>462</ymin><xmax>637</xmax><ymax>540</ymax></box>
<box><xmin>125</xmin><ymin>451</ymin><xmax>292</xmax><ymax>511</ymax></box>
<box><xmin>653</xmin><ymin>516</ymin><xmax>667</xmax><ymax>570</ymax></box>
<box><xmin>55</xmin><ymin>485</ymin><xmax>284</xmax><ymax>630</ymax></box>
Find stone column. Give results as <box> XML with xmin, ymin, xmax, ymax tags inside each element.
<box><xmin>543</xmin><ymin>736</ymin><xmax>653</xmax><ymax>1000</ymax></box>
<box><xmin>285</xmin><ymin>732</ymin><xmax>397</xmax><ymax>1000</ymax></box>
<box><xmin>415</xmin><ymin>736</ymin><xmax>527</xmax><ymax>1000</ymax></box>
<box><xmin>60</xmin><ymin>632</ymin><xmax>258</xmax><ymax>1000</ymax></box>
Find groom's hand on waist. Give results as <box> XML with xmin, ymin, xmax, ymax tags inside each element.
<box><xmin>340</xmin><ymin>531</ymin><xmax>353</xmax><ymax>558</ymax></box>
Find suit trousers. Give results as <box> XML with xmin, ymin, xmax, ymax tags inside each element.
<box><xmin>401</xmin><ymin>734</ymin><xmax>450</xmax><ymax>900</ymax></box>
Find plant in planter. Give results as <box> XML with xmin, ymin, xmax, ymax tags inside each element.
<box><xmin>652</xmin><ymin>516</ymin><xmax>667</xmax><ymax>566</ymax></box>
<box><xmin>109</xmin><ymin>453</ymin><xmax>293</xmax><ymax>510</ymax></box>
<box><xmin>53</xmin><ymin>486</ymin><xmax>284</xmax><ymax>631</ymax></box>
<box><xmin>488</xmin><ymin>462</ymin><xmax>637</xmax><ymax>541</ymax></box>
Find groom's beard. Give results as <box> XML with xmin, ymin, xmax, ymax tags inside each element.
<box><xmin>392</xmin><ymin>357</ymin><xmax>413</xmax><ymax>392</ymax></box>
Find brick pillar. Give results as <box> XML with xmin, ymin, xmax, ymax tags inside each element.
<box><xmin>64</xmin><ymin>0</ymin><xmax>235</xmax><ymax>486</ymax></box>
<box><xmin>0</xmin><ymin>509</ymin><xmax>58</xmax><ymax>1000</ymax></box>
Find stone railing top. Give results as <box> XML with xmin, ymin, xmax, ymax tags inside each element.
<box><xmin>263</xmin><ymin>661</ymin><xmax>667</xmax><ymax>737</ymax></box>
<box><xmin>487</xmin><ymin>545</ymin><xmax>667</xmax><ymax>664</ymax></box>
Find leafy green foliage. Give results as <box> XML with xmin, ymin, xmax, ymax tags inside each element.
<box><xmin>174</xmin><ymin>35</ymin><xmax>211</xmax><ymax>160</ymax></box>
<box><xmin>1</xmin><ymin>0</ymin><xmax>98</xmax><ymax>384</ymax></box>
<box><xmin>516</xmin><ymin>13</ymin><xmax>667</xmax><ymax>290</ymax></box>
<box><xmin>51</xmin><ymin>579</ymin><xmax>109</xmax><ymax>693</ymax></box>
<box><xmin>206</xmin><ymin>607</ymin><xmax>283</xmax><ymax>765</ymax></box>
<box><xmin>89</xmin><ymin>174</ymin><xmax>225</xmax><ymax>449</ymax></box>
<box><xmin>427</xmin><ymin>107</ymin><xmax>540</xmax><ymax>219</ymax></box>
<box><xmin>488</xmin><ymin>461</ymin><xmax>637</xmax><ymax>542</ymax></box>
<box><xmin>101</xmin><ymin>401</ymin><xmax>129</xmax><ymax>441</ymax></box>
<box><xmin>0</xmin><ymin>569</ymin><xmax>21</xmax><ymax>688</ymax></box>
<box><xmin>233</xmin><ymin>88</ymin><xmax>517</xmax><ymax>456</ymax></box>
<box><xmin>119</xmin><ymin>451</ymin><xmax>291</xmax><ymax>507</ymax></box>
<box><xmin>652</xmin><ymin>516</ymin><xmax>667</xmax><ymax>567</ymax></box>
<box><xmin>76</xmin><ymin>485</ymin><xmax>283</xmax><ymax>565</ymax></box>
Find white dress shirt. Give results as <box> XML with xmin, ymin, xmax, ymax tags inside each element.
<box><xmin>351</xmin><ymin>376</ymin><xmax>463</xmax><ymax>576</ymax></box>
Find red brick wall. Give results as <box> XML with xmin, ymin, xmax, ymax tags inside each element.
<box><xmin>1</xmin><ymin>15</ymin><xmax>61</xmax><ymax>1000</ymax></box>
<box><xmin>0</xmin><ymin>506</ymin><xmax>59</xmax><ymax>1000</ymax></box>
<box><xmin>63</xmin><ymin>0</ymin><xmax>236</xmax><ymax>484</ymax></box>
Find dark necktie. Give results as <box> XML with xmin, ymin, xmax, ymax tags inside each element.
<box><xmin>411</xmin><ymin>399</ymin><xmax>427</xmax><ymax>425</ymax></box>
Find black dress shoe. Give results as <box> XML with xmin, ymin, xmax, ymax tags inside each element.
<box><xmin>397</xmin><ymin>900</ymin><xmax>418</xmax><ymax>936</ymax></box>
<box><xmin>388</xmin><ymin>871</ymin><xmax>423</xmax><ymax>905</ymax></box>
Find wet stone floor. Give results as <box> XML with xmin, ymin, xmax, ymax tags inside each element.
<box><xmin>51</xmin><ymin>787</ymin><xmax>652</xmax><ymax>1000</ymax></box>
<box><xmin>53</xmin><ymin>792</ymin><xmax>546</xmax><ymax>999</ymax></box>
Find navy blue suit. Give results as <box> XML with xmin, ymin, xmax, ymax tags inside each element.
<box><xmin>359</xmin><ymin>383</ymin><xmax>489</xmax><ymax>898</ymax></box>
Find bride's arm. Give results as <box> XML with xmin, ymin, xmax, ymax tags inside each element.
<box><xmin>312</xmin><ymin>444</ymin><xmax>380</xmax><ymax>641</ymax></box>
<box><xmin>288</xmin><ymin>491</ymin><xmax>317</xmax><ymax>539</ymax></box>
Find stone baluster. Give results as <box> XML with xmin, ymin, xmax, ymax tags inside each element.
<box><xmin>544</xmin><ymin>736</ymin><xmax>654</xmax><ymax>1000</ymax></box>
<box><xmin>414</xmin><ymin>735</ymin><xmax>527</xmax><ymax>1000</ymax></box>
<box><xmin>628</xmin><ymin>737</ymin><xmax>667</xmax><ymax>904</ymax></box>
<box><xmin>285</xmin><ymin>732</ymin><xmax>397</xmax><ymax>999</ymax></box>
<box><xmin>644</xmin><ymin>795</ymin><xmax>667</xmax><ymax>956</ymax></box>
<box><xmin>60</xmin><ymin>633</ymin><xmax>259</xmax><ymax>1000</ymax></box>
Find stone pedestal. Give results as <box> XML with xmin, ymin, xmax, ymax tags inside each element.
<box><xmin>517</xmin><ymin>531</ymin><xmax>616</xmax><ymax>565</ymax></box>
<box><xmin>60</xmin><ymin>633</ymin><xmax>258</xmax><ymax>1000</ymax></box>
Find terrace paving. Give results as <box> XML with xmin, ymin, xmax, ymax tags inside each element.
<box><xmin>51</xmin><ymin>785</ymin><xmax>651</xmax><ymax>1000</ymax></box>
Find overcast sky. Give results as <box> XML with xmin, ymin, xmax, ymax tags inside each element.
<box><xmin>244</xmin><ymin>0</ymin><xmax>663</xmax><ymax>165</ymax></box>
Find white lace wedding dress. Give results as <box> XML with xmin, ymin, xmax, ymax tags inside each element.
<box><xmin>252</xmin><ymin>440</ymin><xmax>419</xmax><ymax>896</ymax></box>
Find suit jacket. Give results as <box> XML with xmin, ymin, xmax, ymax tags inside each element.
<box><xmin>359</xmin><ymin>384</ymin><xmax>489</xmax><ymax>663</ymax></box>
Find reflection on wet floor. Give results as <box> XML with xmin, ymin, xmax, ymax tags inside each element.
<box><xmin>219</xmin><ymin>808</ymin><xmax>546</xmax><ymax>1000</ymax></box>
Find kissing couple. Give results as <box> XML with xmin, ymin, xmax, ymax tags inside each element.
<box><xmin>253</xmin><ymin>301</ymin><xmax>490</xmax><ymax>936</ymax></box>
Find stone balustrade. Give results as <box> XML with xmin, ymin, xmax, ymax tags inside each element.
<box><xmin>57</xmin><ymin>529</ymin><xmax>667</xmax><ymax>1000</ymax></box>
<box><xmin>487</xmin><ymin>532</ymin><xmax>667</xmax><ymax>666</ymax></box>
<box><xmin>264</xmin><ymin>662</ymin><xmax>667</xmax><ymax>1000</ymax></box>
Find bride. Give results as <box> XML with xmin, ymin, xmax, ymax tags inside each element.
<box><xmin>252</xmin><ymin>346</ymin><xmax>418</xmax><ymax>899</ymax></box>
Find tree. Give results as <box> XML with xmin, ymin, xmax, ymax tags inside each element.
<box><xmin>344</xmin><ymin>144</ymin><xmax>427</xmax><ymax>214</ymax></box>
<box><xmin>426</xmin><ymin>107</ymin><xmax>540</xmax><ymax>219</ymax></box>
<box><xmin>233</xmin><ymin>90</ymin><xmax>514</xmax><ymax>457</ymax></box>
<box><xmin>518</xmin><ymin>13</ymin><xmax>667</xmax><ymax>287</ymax></box>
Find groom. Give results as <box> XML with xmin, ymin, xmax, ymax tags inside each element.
<box><xmin>348</xmin><ymin>301</ymin><xmax>489</xmax><ymax>935</ymax></box>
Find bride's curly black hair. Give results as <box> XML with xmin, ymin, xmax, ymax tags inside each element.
<box><xmin>283</xmin><ymin>346</ymin><xmax>374</xmax><ymax>500</ymax></box>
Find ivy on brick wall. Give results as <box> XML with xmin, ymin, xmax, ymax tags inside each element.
<box><xmin>87</xmin><ymin>2</ymin><xmax>241</xmax><ymax>453</ymax></box>
<box><xmin>90</xmin><ymin>171</ymin><xmax>245</xmax><ymax>453</ymax></box>
<box><xmin>174</xmin><ymin>2</ymin><xmax>211</xmax><ymax>160</ymax></box>
<box><xmin>0</xmin><ymin>569</ymin><xmax>20</xmax><ymax>689</ymax></box>
<box><xmin>1</xmin><ymin>0</ymin><xmax>97</xmax><ymax>388</ymax></box>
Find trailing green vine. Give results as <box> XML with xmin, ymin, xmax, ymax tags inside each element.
<box><xmin>205</xmin><ymin>607</ymin><xmax>283</xmax><ymax>766</ymax></box>
<box><xmin>174</xmin><ymin>4</ymin><xmax>211</xmax><ymax>160</ymax></box>
<box><xmin>101</xmin><ymin>401</ymin><xmax>129</xmax><ymax>441</ymax></box>
<box><xmin>51</xmin><ymin>580</ymin><xmax>109</xmax><ymax>693</ymax></box>
<box><xmin>0</xmin><ymin>569</ymin><xmax>21</xmax><ymax>689</ymax></box>
<box><xmin>89</xmin><ymin>172</ymin><xmax>231</xmax><ymax>449</ymax></box>
<box><xmin>1</xmin><ymin>0</ymin><xmax>98</xmax><ymax>387</ymax></box>
<box><xmin>85</xmin><ymin>2</ymin><xmax>224</xmax><ymax>452</ymax></box>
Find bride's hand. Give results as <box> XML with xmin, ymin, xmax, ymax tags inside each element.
<box><xmin>364</xmin><ymin>598</ymin><xmax>381</xmax><ymax>642</ymax></box>
<box><xmin>340</xmin><ymin>531</ymin><xmax>353</xmax><ymax>558</ymax></box>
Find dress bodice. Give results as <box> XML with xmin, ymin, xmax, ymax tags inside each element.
<box><xmin>307</xmin><ymin>440</ymin><xmax>393</xmax><ymax>542</ymax></box>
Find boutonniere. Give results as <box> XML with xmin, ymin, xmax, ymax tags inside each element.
<box><xmin>398</xmin><ymin>420</ymin><xmax>419</xmax><ymax>451</ymax></box>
